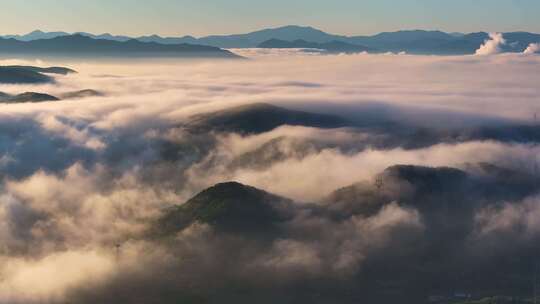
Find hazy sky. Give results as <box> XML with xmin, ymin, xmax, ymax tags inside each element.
<box><xmin>2</xmin><ymin>0</ymin><xmax>539</xmax><ymax>36</ymax></box>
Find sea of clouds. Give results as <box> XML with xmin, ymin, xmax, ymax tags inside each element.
<box><xmin>0</xmin><ymin>49</ymin><xmax>540</xmax><ymax>303</ymax></box>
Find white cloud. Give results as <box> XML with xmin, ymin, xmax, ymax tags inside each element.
<box><xmin>476</xmin><ymin>32</ymin><xmax>506</xmax><ymax>55</ymax></box>
<box><xmin>0</xmin><ymin>250</ymin><xmax>114</xmax><ymax>303</ymax></box>
<box><xmin>524</xmin><ymin>43</ymin><xmax>540</xmax><ymax>55</ymax></box>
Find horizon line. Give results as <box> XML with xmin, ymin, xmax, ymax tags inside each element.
<box><xmin>2</xmin><ymin>25</ymin><xmax>539</xmax><ymax>39</ymax></box>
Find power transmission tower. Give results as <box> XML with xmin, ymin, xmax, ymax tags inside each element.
<box><xmin>115</xmin><ymin>243</ymin><xmax>121</xmax><ymax>262</ymax></box>
<box><xmin>375</xmin><ymin>176</ymin><xmax>384</xmax><ymax>192</ymax></box>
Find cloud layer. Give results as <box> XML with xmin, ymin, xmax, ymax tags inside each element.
<box><xmin>1</xmin><ymin>52</ymin><xmax>540</xmax><ymax>303</ymax></box>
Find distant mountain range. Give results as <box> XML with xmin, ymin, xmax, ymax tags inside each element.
<box><xmin>2</xmin><ymin>30</ymin><xmax>70</xmax><ymax>41</ymax></box>
<box><xmin>2</xmin><ymin>26</ymin><xmax>540</xmax><ymax>55</ymax></box>
<box><xmin>0</xmin><ymin>34</ymin><xmax>240</xmax><ymax>58</ymax></box>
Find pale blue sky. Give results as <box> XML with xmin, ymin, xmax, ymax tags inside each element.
<box><xmin>1</xmin><ymin>0</ymin><xmax>539</xmax><ymax>36</ymax></box>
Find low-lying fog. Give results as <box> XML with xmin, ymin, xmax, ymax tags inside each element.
<box><xmin>1</xmin><ymin>50</ymin><xmax>540</xmax><ymax>303</ymax></box>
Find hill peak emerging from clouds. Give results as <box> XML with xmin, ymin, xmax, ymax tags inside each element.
<box><xmin>157</xmin><ymin>182</ymin><xmax>294</xmax><ymax>235</ymax></box>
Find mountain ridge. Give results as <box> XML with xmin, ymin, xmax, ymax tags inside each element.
<box><xmin>3</xmin><ymin>25</ymin><xmax>539</xmax><ymax>54</ymax></box>
<box><xmin>0</xmin><ymin>92</ymin><xmax>60</xmax><ymax>103</ymax></box>
<box><xmin>183</xmin><ymin>103</ymin><xmax>349</xmax><ymax>134</ymax></box>
<box><xmin>0</xmin><ymin>34</ymin><xmax>241</xmax><ymax>58</ymax></box>
<box><xmin>0</xmin><ymin>65</ymin><xmax>71</xmax><ymax>84</ymax></box>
